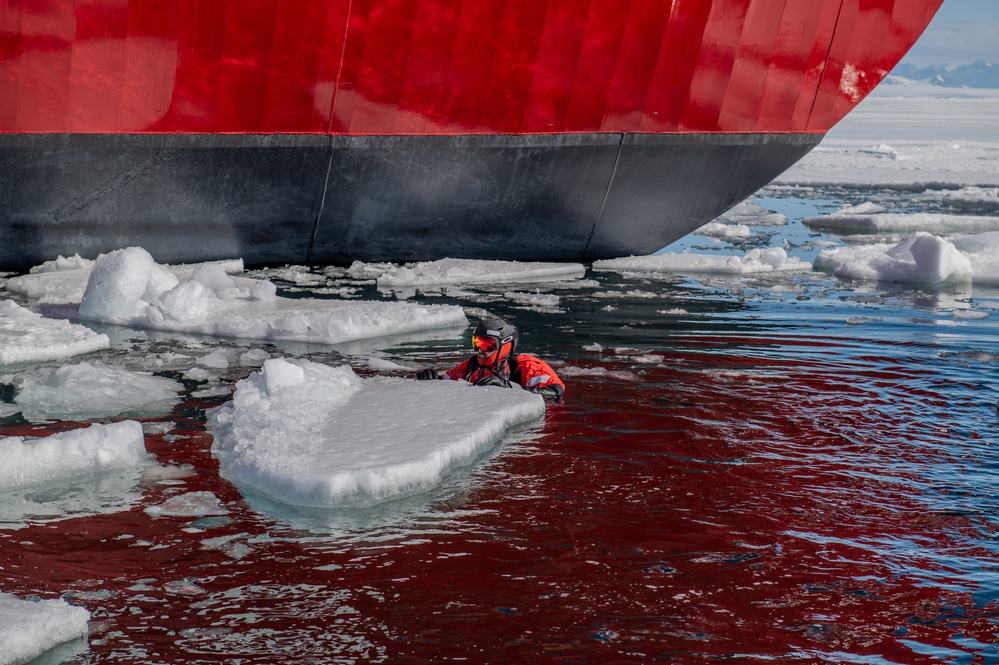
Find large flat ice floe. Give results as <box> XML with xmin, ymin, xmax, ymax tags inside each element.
<box><xmin>0</xmin><ymin>421</ymin><xmax>145</xmax><ymax>492</ymax></box>
<box><xmin>8</xmin><ymin>248</ymin><xmax>467</xmax><ymax>345</ymax></box>
<box><xmin>375</xmin><ymin>258</ymin><xmax>586</xmax><ymax>288</ymax></box>
<box><xmin>210</xmin><ymin>358</ymin><xmax>546</xmax><ymax>508</ymax></box>
<box><xmin>0</xmin><ymin>300</ymin><xmax>109</xmax><ymax>365</ymax></box>
<box><xmin>0</xmin><ymin>592</ymin><xmax>90</xmax><ymax>665</ymax></box>
<box><xmin>591</xmin><ymin>247</ymin><xmax>811</xmax><ymax>275</ymax></box>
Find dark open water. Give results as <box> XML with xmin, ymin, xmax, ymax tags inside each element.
<box><xmin>2</xmin><ymin>184</ymin><xmax>998</xmax><ymax>664</ymax></box>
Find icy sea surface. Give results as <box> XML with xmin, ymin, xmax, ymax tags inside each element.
<box><xmin>2</xmin><ymin>92</ymin><xmax>999</xmax><ymax>664</ymax></box>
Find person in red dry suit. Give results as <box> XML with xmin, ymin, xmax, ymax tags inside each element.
<box><xmin>415</xmin><ymin>317</ymin><xmax>565</xmax><ymax>404</ymax></box>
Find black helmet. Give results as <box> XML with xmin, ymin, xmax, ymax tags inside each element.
<box><xmin>472</xmin><ymin>318</ymin><xmax>518</xmax><ymax>366</ymax></box>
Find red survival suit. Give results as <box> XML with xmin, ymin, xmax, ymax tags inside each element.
<box><xmin>443</xmin><ymin>354</ymin><xmax>565</xmax><ymax>403</ymax></box>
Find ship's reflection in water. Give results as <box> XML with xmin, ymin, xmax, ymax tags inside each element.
<box><xmin>1</xmin><ymin>185</ymin><xmax>998</xmax><ymax>664</ymax></box>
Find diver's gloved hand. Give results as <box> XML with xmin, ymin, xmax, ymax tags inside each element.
<box><xmin>473</xmin><ymin>374</ymin><xmax>511</xmax><ymax>388</ymax></box>
<box><xmin>526</xmin><ymin>384</ymin><xmax>564</xmax><ymax>404</ymax></box>
<box><xmin>416</xmin><ymin>368</ymin><xmax>440</xmax><ymax>380</ymax></box>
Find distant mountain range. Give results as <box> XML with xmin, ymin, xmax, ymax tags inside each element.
<box><xmin>888</xmin><ymin>60</ymin><xmax>999</xmax><ymax>89</ymax></box>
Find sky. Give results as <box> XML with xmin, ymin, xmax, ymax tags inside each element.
<box><xmin>902</xmin><ymin>0</ymin><xmax>999</xmax><ymax>66</ymax></box>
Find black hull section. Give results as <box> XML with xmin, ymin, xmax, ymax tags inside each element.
<box><xmin>0</xmin><ymin>133</ymin><xmax>820</xmax><ymax>271</ymax></box>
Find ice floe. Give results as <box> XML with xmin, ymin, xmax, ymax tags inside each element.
<box><xmin>0</xmin><ymin>300</ymin><xmax>109</xmax><ymax>365</ymax></box>
<box><xmin>0</xmin><ymin>592</ymin><xmax>90</xmax><ymax>665</ymax></box>
<box><xmin>591</xmin><ymin>247</ymin><xmax>811</xmax><ymax>275</ymax></box>
<box><xmin>4</xmin><ymin>362</ymin><xmax>182</xmax><ymax>423</ymax></box>
<box><xmin>715</xmin><ymin>202</ymin><xmax>788</xmax><ymax>227</ymax></box>
<box><xmin>28</xmin><ymin>253</ymin><xmax>94</xmax><ymax>273</ymax></box>
<box><xmin>803</xmin><ymin>211</ymin><xmax>999</xmax><ymax>234</ymax></box>
<box><xmin>145</xmin><ymin>491</ymin><xmax>228</xmax><ymax>518</ymax></box>
<box><xmin>815</xmin><ymin>231</ymin><xmax>999</xmax><ymax>285</ymax></box>
<box><xmin>9</xmin><ymin>248</ymin><xmax>468</xmax><ymax>346</ymax></box>
<box><xmin>0</xmin><ymin>421</ymin><xmax>145</xmax><ymax>492</ymax></box>
<box><xmin>210</xmin><ymin>357</ymin><xmax>546</xmax><ymax>508</ymax></box>
<box><xmin>375</xmin><ymin>258</ymin><xmax>585</xmax><ymax>288</ymax></box>
<box><xmin>0</xmin><ymin>466</ymin><xmax>145</xmax><ymax>530</ymax></box>
<box><xmin>695</xmin><ymin>222</ymin><xmax>753</xmax><ymax>239</ymax></box>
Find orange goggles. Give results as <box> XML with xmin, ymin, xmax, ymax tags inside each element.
<box><xmin>471</xmin><ymin>335</ymin><xmax>497</xmax><ymax>353</ymax></box>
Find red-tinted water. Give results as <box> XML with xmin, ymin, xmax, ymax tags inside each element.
<box><xmin>3</xmin><ymin>291</ymin><xmax>997</xmax><ymax>664</ymax></box>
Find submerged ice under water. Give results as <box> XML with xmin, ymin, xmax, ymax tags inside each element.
<box><xmin>1</xmin><ymin>91</ymin><xmax>999</xmax><ymax>664</ymax></box>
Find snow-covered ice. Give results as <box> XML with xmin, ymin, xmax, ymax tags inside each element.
<box><xmin>804</xmin><ymin>211</ymin><xmax>999</xmax><ymax>235</ymax></box>
<box><xmin>695</xmin><ymin>222</ymin><xmax>753</xmax><ymax>239</ymax></box>
<box><xmin>0</xmin><ymin>300</ymin><xmax>109</xmax><ymax>365</ymax></box>
<box><xmin>939</xmin><ymin>186</ymin><xmax>999</xmax><ymax>210</ymax></box>
<box><xmin>5</xmin><ymin>266</ymin><xmax>92</xmax><ymax>304</ymax></box>
<box><xmin>814</xmin><ymin>231</ymin><xmax>999</xmax><ymax>286</ymax></box>
<box><xmin>9</xmin><ymin>248</ymin><xmax>468</xmax><ymax>345</ymax></box>
<box><xmin>0</xmin><ymin>593</ymin><xmax>90</xmax><ymax>665</ymax></box>
<box><xmin>592</xmin><ymin>247</ymin><xmax>811</xmax><ymax>275</ymax></box>
<box><xmin>717</xmin><ymin>202</ymin><xmax>788</xmax><ymax>227</ymax></box>
<box><xmin>210</xmin><ymin>358</ymin><xmax>546</xmax><ymax>508</ymax></box>
<box><xmin>0</xmin><ymin>421</ymin><xmax>145</xmax><ymax>492</ymax></box>
<box><xmin>28</xmin><ymin>253</ymin><xmax>94</xmax><ymax>273</ymax></box>
<box><xmin>4</xmin><ymin>362</ymin><xmax>182</xmax><ymax>423</ymax></box>
<box><xmin>6</xmin><ymin>254</ymin><xmax>243</xmax><ymax>306</ymax></box>
<box><xmin>797</xmin><ymin>201</ymin><xmax>999</xmax><ymax>285</ymax></box>
<box><xmin>778</xmin><ymin>87</ymin><xmax>999</xmax><ymax>186</ymax></box>
<box><xmin>375</xmin><ymin>258</ymin><xmax>586</xmax><ymax>288</ymax></box>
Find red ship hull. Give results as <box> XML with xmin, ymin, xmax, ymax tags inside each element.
<box><xmin>0</xmin><ymin>0</ymin><xmax>942</xmax><ymax>269</ymax></box>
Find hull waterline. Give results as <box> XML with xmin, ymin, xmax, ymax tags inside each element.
<box><xmin>1</xmin><ymin>131</ymin><xmax>820</xmax><ymax>269</ymax></box>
